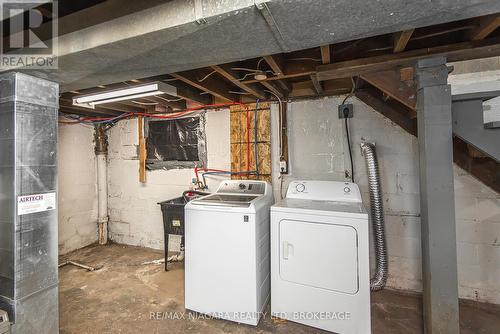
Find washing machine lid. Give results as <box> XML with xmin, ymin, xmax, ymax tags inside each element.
<box><xmin>272</xmin><ymin>198</ymin><xmax>367</xmax><ymax>219</ymax></box>
<box><xmin>190</xmin><ymin>193</ymin><xmax>259</xmax><ymax>207</ymax></box>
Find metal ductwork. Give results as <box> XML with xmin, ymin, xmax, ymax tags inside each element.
<box><xmin>361</xmin><ymin>142</ymin><xmax>388</xmax><ymax>292</ymax></box>
<box><xmin>0</xmin><ymin>72</ymin><xmax>59</xmax><ymax>333</ymax></box>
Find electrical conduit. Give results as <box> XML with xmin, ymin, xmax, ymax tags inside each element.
<box><xmin>361</xmin><ymin>142</ymin><xmax>388</xmax><ymax>291</ymax></box>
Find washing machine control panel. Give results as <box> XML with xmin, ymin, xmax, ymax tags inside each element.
<box><xmin>217</xmin><ymin>180</ymin><xmax>267</xmax><ymax>195</ymax></box>
<box><xmin>286</xmin><ymin>180</ymin><xmax>362</xmax><ymax>202</ymax></box>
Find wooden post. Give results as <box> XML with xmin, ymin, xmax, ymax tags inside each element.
<box><xmin>138</xmin><ymin>116</ymin><xmax>147</xmax><ymax>183</ymax></box>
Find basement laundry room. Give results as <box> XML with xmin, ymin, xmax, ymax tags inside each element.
<box><xmin>1</xmin><ymin>1</ymin><xmax>500</xmax><ymax>334</ymax></box>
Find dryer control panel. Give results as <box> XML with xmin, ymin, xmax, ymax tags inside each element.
<box><xmin>286</xmin><ymin>180</ymin><xmax>362</xmax><ymax>202</ymax></box>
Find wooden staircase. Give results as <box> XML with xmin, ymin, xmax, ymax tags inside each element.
<box><xmin>355</xmin><ymin>73</ymin><xmax>500</xmax><ymax>194</ymax></box>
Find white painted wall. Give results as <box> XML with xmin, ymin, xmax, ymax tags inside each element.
<box><xmin>106</xmin><ymin>110</ymin><xmax>231</xmax><ymax>249</ymax></box>
<box><xmin>58</xmin><ymin>124</ymin><xmax>98</xmax><ymax>254</ymax></box>
<box><xmin>274</xmin><ymin>96</ymin><xmax>500</xmax><ymax>304</ymax></box>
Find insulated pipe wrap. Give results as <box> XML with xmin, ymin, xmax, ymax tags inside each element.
<box><xmin>361</xmin><ymin>142</ymin><xmax>388</xmax><ymax>291</ymax></box>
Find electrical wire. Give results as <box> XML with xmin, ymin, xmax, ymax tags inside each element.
<box><xmin>342</xmin><ymin>76</ymin><xmax>358</xmax><ymax>183</ymax></box>
<box><xmin>155</xmin><ymin>95</ymin><xmax>184</xmax><ymax>102</ymax></box>
<box><xmin>264</xmin><ymin>90</ymin><xmax>283</xmax><ymax>159</ymax></box>
<box><xmin>132</xmin><ymin>100</ymin><xmax>158</xmax><ymax>105</ymax></box>
<box><xmin>193</xmin><ymin>100</ymin><xmax>261</xmax><ymax>189</ymax></box>
<box><xmin>61</xmin><ymin>99</ymin><xmax>257</xmax><ymax>189</ymax></box>
<box><xmin>198</xmin><ymin>70</ymin><xmax>217</xmax><ymax>82</ymax></box>
<box><xmin>229</xmin><ymin>91</ymin><xmax>252</xmax><ymax>95</ymax></box>
<box><xmin>288</xmin><ymin>57</ymin><xmax>322</xmax><ymax>62</ymax></box>
<box><xmin>345</xmin><ymin>117</ymin><xmax>354</xmax><ymax>183</ymax></box>
<box><xmin>257</xmin><ymin>58</ymin><xmax>265</xmax><ymax>70</ymax></box>
<box><xmin>58</xmin><ymin>102</ymin><xmax>247</xmax><ymax>126</ymax></box>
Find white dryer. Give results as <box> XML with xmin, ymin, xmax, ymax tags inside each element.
<box><xmin>271</xmin><ymin>180</ymin><xmax>370</xmax><ymax>334</ymax></box>
<box><xmin>185</xmin><ymin>180</ymin><xmax>274</xmax><ymax>326</ymax></box>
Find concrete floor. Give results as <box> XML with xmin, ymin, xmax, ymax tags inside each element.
<box><xmin>59</xmin><ymin>244</ymin><xmax>500</xmax><ymax>334</ymax></box>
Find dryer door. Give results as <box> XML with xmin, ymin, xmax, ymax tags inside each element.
<box><xmin>279</xmin><ymin>219</ymin><xmax>359</xmax><ymax>294</ymax></box>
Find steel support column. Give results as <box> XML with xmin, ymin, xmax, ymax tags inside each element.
<box><xmin>416</xmin><ymin>57</ymin><xmax>459</xmax><ymax>334</ymax></box>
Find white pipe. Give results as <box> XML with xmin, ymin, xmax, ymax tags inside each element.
<box><xmin>97</xmin><ymin>153</ymin><xmax>108</xmax><ymax>245</ymax></box>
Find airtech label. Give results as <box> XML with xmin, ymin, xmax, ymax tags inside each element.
<box><xmin>17</xmin><ymin>192</ymin><xmax>56</xmax><ymax>216</ymax></box>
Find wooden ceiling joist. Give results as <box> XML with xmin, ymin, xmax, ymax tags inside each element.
<box><xmin>470</xmin><ymin>14</ymin><xmax>500</xmax><ymax>41</ymax></box>
<box><xmin>393</xmin><ymin>29</ymin><xmax>414</xmax><ymax>53</ymax></box>
<box><xmin>317</xmin><ymin>38</ymin><xmax>500</xmax><ymax>81</ymax></box>
<box><xmin>260</xmin><ymin>80</ymin><xmax>285</xmax><ymax>98</ymax></box>
<box><xmin>143</xmin><ymin>95</ymin><xmax>187</xmax><ymax>110</ymax></box>
<box><xmin>310</xmin><ymin>74</ymin><xmax>324</xmax><ymax>94</ymax></box>
<box><xmin>320</xmin><ymin>45</ymin><xmax>331</xmax><ymax>64</ymax></box>
<box><xmin>360</xmin><ymin>70</ymin><xmax>417</xmax><ymax>116</ymax></box>
<box><xmin>263</xmin><ymin>55</ymin><xmax>285</xmax><ymax>76</ymax></box>
<box><xmin>97</xmin><ymin>102</ymin><xmax>145</xmax><ymax>113</ymax></box>
<box><xmin>171</xmin><ymin>71</ymin><xmax>234</xmax><ymax>102</ymax></box>
<box><xmin>169</xmin><ymin>81</ymin><xmax>212</xmax><ymax>105</ymax></box>
<box><xmin>211</xmin><ymin>65</ymin><xmax>266</xmax><ymax>99</ymax></box>
<box><xmin>470</xmin><ymin>14</ymin><xmax>500</xmax><ymax>40</ymax></box>
<box><xmin>355</xmin><ymin>88</ymin><xmax>417</xmax><ymax>136</ymax></box>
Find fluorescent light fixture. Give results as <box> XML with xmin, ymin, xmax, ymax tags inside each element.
<box><xmin>73</xmin><ymin>82</ymin><xmax>178</xmax><ymax>109</ymax></box>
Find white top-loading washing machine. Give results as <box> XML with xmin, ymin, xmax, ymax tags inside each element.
<box><xmin>185</xmin><ymin>180</ymin><xmax>274</xmax><ymax>326</ymax></box>
<box><xmin>271</xmin><ymin>180</ymin><xmax>370</xmax><ymax>334</ymax></box>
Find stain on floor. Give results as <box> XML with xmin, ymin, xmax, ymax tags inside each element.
<box><xmin>59</xmin><ymin>244</ymin><xmax>500</xmax><ymax>334</ymax></box>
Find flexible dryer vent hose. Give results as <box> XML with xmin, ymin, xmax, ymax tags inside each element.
<box><xmin>361</xmin><ymin>142</ymin><xmax>388</xmax><ymax>291</ymax></box>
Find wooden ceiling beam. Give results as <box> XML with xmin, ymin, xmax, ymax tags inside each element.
<box><xmin>143</xmin><ymin>95</ymin><xmax>187</xmax><ymax>110</ymax></box>
<box><xmin>263</xmin><ymin>55</ymin><xmax>285</xmax><ymax>76</ymax></box>
<box><xmin>169</xmin><ymin>81</ymin><xmax>212</xmax><ymax>105</ymax></box>
<box><xmin>310</xmin><ymin>74</ymin><xmax>324</xmax><ymax>94</ymax></box>
<box><xmin>470</xmin><ymin>14</ymin><xmax>500</xmax><ymax>40</ymax></box>
<box><xmin>97</xmin><ymin>102</ymin><xmax>144</xmax><ymax>113</ymax></box>
<box><xmin>242</xmin><ymin>59</ymin><xmax>315</xmax><ymax>84</ymax></box>
<box><xmin>276</xmin><ymin>79</ymin><xmax>292</xmax><ymax>93</ymax></box>
<box><xmin>355</xmin><ymin>88</ymin><xmax>417</xmax><ymax>136</ymax></box>
<box><xmin>260</xmin><ymin>80</ymin><xmax>285</xmax><ymax>99</ymax></box>
<box><xmin>171</xmin><ymin>71</ymin><xmax>234</xmax><ymax>102</ymax></box>
<box><xmin>320</xmin><ymin>45</ymin><xmax>331</xmax><ymax>64</ymax></box>
<box><xmin>393</xmin><ymin>29</ymin><xmax>414</xmax><ymax>53</ymax></box>
<box><xmin>360</xmin><ymin>70</ymin><xmax>417</xmax><ymax>116</ymax></box>
<box><xmin>211</xmin><ymin>65</ymin><xmax>266</xmax><ymax>99</ymax></box>
<box><xmin>317</xmin><ymin>38</ymin><xmax>500</xmax><ymax>81</ymax></box>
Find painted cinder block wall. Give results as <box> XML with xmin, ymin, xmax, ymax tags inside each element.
<box><xmin>277</xmin><ymin>97</ymin><xmax>500</xmax><ymax>305</ymax></box>
<box><xmin>58</xmin><ymin>124</ymin><xmax>98</xmax><ymax>254</ymax></box>
<box><xmin>58</xmin><ymin>97</ymin><xmax>500</xmax><ymax>304</ymax></box>
<box><xmin>106</xmin><ymin>110</ymin><xmax>231</xmax><ymax>249</ymax></box>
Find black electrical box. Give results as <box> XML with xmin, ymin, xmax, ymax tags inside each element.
<box><xmin>338</xmin><ymin>104</ymin><xmax>354</xmax><ymax>119</ymax></box>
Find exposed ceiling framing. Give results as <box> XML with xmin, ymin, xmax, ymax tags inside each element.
<box><xmin>62</xmin><ymin>13</ymin><xmax>500</xmax><ymax>119</ymax></box>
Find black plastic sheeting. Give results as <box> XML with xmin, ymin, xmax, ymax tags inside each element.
<box><xmin>145</xmin><ymin>115</ymin><xmax>207</xmax><ymax>170</ymax></box>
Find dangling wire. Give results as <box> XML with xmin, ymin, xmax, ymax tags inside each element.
<box><xmin>343</xmin><ymin>76</ymin><xmax>358</xmax><ymax>183</ymax></box>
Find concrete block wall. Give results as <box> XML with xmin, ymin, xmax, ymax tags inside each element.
<box><xmin>277</xmin><ymin>96</ymin><xmax>500</xmax><ymax>304</ymax></box>
<box><xmin>58</xmin><ymin>124</ymin><xmax>98</xmax><ymax>254</ymax></box>
<box><xmin>106</xmin><ymin>110</ymin><xmax>231</xmax><ymax>249</ymax></box>
<box><xmin>57</xmin><ymin>97</ymin><xmax>499</xmax><ymax>304</ymax></box>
